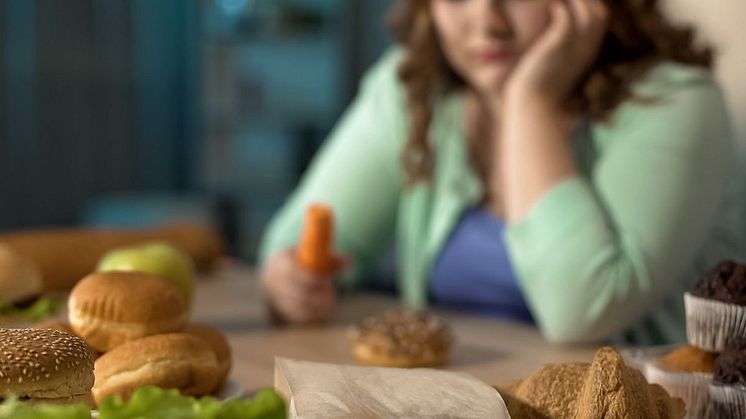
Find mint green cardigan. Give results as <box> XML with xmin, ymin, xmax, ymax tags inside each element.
<box><xmin>260</xmin><ymin>49</ymin><xmax>744</xmax><ymax>344</ymax></box>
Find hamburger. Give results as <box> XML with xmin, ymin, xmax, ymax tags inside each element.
<box><xmin>0</xmin><ymin>328</ymin><xmax>94</xmax><ymax>404</ymax></box>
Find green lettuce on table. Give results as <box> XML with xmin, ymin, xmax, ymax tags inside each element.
<box><xmin>0</xmin><ymin>297</ymin><xmax>60</xmax><ymax>321</ymax></box>
<box><xmin>0</xmin><ymin>396</ymin><xmax>91</xmax><ymax>419</ymax></box>
<box><xmin>0</xmin><ymin>387</ymin><xmax>285</xmax><ymax>419</ymax></box>
<box><xmin>98</xmin><ymin>387</ymin><xmax>286</xmax><ymax>419</ymax></box>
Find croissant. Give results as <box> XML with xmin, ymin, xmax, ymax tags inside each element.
<box><xmin>501</xmin><ymin>347</ymin><xmax>686</xmax><ymax>419</ymax></box>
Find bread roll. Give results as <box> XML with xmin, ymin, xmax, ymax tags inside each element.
<box><xmin>68</xmin><ymin>271</ymin><xmax>186</xmax><ymax>352</ymax></box>
<box><xmin>184</xmin><ymin>323</ymin><xmax>232</xmax><ymax>384</ymax></box>
<box><xmin>92</xmin><ymin>333</ymin><xmax>221</xmax><ymax>405</ymax></box>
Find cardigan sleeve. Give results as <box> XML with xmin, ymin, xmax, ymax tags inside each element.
<box><xmin>504</xmin><ymin>65</ymin><xmax>735</xmax><ymax>343</ymax></box>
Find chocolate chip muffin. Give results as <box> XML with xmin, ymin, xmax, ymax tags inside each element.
<box><xmin>692</xmin><ymin>261</ymin><xmax>746</xmax><ymax>305</ymax></box>
<box><xmin>713</xmin><ymin>348</ymin><xmax>746</xmax><ymax>387</ymax></box>
<box><xmin>708</xmin><ymin>348</ymin><xmax>746</xmax><ymax>419</ymax></box>
<box><xmin>685</xmin><ymin>260</ymin><xmax>746</xmax><ymax>352</ymax></box>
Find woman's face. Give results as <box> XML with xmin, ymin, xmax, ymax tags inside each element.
<box><xmin>431</xmin><ymin>0</ymin><xmax>551</xmax><ymax>94</ymax></box>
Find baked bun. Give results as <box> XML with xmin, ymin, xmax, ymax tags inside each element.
<box><xmin>92</xmin><ymin>333</ymin><xmax>220</xmax><ymax>405</ymax></box>
<box><xmin>0</xmin><ymin>244</ymin><xmax>43</xmax><ymax>305</ymax></box>
<box><xmin>0</xmin><ymin>328</ymin><xmax>94</xmax><ymax>404</ymax></box>
<box><xmin>184</xmin><ymin>323</ymin><xmax>232</xmax><ymax>383</ymax></box>
<box><xmin>68</xmin><ymin>271</ymin><xmax>186</xmax><ymax>352</ymax></box>
<box><xmin>33</xmin><ymin>320</ymin><xmax>100</xmax><ymax>360</ymax></box>
<box><xmin>350</xmin><ymin>310</ymin><xmax>453</xmax><ymax>368</ymax></box>
<box><xmin>33</xmin><ymin>320</ymin><xmax>75</xmax><ymax>334</ymax></box>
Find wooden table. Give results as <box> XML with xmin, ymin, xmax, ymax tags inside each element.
<box><xmin>190</xmin><ymin>261</ymin><xmax>600</xmax><ymax>392</ymax></box>
<box><xmin>0</xmin><ymin>261</ymin><xmax>600</xmax><ymax>393</ymax></box>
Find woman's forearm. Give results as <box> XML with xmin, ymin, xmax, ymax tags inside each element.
<box><xmin>494</xmin><ymin>94</ymin><xmax>578</xmax><ymax>224</ymax></box>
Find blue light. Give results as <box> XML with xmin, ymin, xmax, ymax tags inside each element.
<box><xmin>217</xmin><ymin>0</ymin><xmax>250</xmax><ymax>15</ymax></box>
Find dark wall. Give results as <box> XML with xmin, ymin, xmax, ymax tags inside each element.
<box><xmin>0</xmin><ymin>0</ymin><xmax>200</xmax><ymax>230</ymax></box>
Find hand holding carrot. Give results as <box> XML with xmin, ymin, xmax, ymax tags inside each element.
<box><xmin>261</xmin><ymin>204</ymin><xmax>347</xmax><ymax>324</ymax></box>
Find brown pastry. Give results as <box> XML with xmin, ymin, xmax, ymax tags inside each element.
<box><xmin>68</xmin><ymin>271</ymin><xmax>186</xmax><ymax>352</ymax></box>
<box><xmin>0</xmin><ymin>223</ymin><xmax>224</xmax><ymax>291</ymax></box>
<box><xmin>92</xmin><ymin>333</ymin><xmax>221</xmax><ymax>405</ymax></box>
<box><xmin>183</xmin><ymin>323</ymin><xmax>232</xmax><ymax>384</ymax></box>
<box><xmin>0</xmin><ymin>328</ymin><xmax>94</xmax><ymax>405</ymax></box>
<box><xmin>501</xmin><ymin>347</ymin><xmax>685</xmax><ymax>419</ymax></box>
<box><xmin>350</xmin><ymin>310</ymin><xmax>453</xmax><ymax>368</ymax></box>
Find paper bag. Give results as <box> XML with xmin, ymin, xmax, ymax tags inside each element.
<box><xmin>275</xmin><ymin>358</ymin><xmax>511</xmax><ymax>418</ymax></box>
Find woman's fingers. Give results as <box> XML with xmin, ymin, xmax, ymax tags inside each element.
<box><xmin>503</xmin><ymin>0</ymin><xmax>608</xmax><ymax>103</ymax></box>
<box><xmin>273</xmin><ymin>282</ymin><xmax>334</xmax><ymax>323</ymax></box>
<box><xmin>560</xmin><ymin>0</ymin><xmax>608</xmax><ymax>65</ymax></box>
<box><xmin>329</xmin><ymin>253</ymin><xmax>351</xmax><ymax>272</ymax></box>
<box><xmin>567</xmin><ymin>0</ymin><xmax>592</xmax><ymax>32</ymax></box>
<box><xmin>545</xmin><ymin>0</ymin><xmax>573</xmax><ymax>44</ymax></box>
<box><xmin>274</xmin><ymin>274</ymin><xmax>333</xmax><ymax>305</ymax></box>
<box><xmin>568</xmin><ymin>0</ymin><xmax>608</xmax><ymax>36</ymax></box>
<box><xmin>261</xmin><ymin>247</ymin><xmax>338</xmax><ymax>324</ymax></box>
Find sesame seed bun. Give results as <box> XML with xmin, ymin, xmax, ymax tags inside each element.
<box><xmin>0</xmin><ymin>244</ymin><xmax>43</xmax><ymax>304</ymax></box>
<box><xmin>92</xmin><ymin>333</ymin><xmax>220</xmax><ymax>405</ymax></box>
<box><xmin>183</xmin><ymin>323</ymin><xmax>232</xmax><ymax>383</ymax></box>
<box><xmin>68</xmin><ymin>271</ymin><xmax>187</xmax><ymax>352</ymax></box>
<box><xmin>32</xmin><ymin>320</ymin><xmax>76</xmax><ymax>335</ymax></box>
<box><xmin>0</xmin><ymin>328</ymin><xmax>94</xmax><ymax>404</ymax></box>
<box><xmin>33</xmin><ymin>321</ymin><xmax>100</xmax><ymax>360</ymax></box>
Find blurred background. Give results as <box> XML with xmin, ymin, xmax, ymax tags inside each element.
<box><xmin>0</xmin><ymin>0</ymin><xmax>744</xmax><ymax>263</ymax></box>
<box><xmin>0</xmin><ymin>0</ymin><xmax>395</xmax><ymax>259</ymax></box>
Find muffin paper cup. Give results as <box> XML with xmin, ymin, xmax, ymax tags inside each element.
<box><xmin>708</xmin><ymin>384</ymin><xmax>746</xmax><ymax>419</ymax></box>
<box><xmin>684</xmin><ymin>293</ymin><xmax>746</xmax><ymax>352</ymax></box>
<box><xmin>645</xmin><ymin>361</ymin><xmax>711</xmax><ymax>419</ymax></box>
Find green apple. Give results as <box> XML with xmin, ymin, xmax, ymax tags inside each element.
<box><xmin>97</xmin><ymin>242</ymin><xmax>194</xmax><ymax>306</ymax></box>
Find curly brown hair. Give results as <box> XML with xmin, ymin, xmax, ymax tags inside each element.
<box><xmin>388</xmin><ymin>0</ymin><xmax>714</xmax><ymax>184</ymax></box>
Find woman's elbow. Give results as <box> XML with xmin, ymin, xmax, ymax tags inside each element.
<box><xmin>534</xmin><ymin>299</ymin><xmax>629</xmax><ymax>345</ymax></box>
<box><xmin>529</xmin><ymin>262</ymin><xmax>647</xmax><ymax>344</ymax></box>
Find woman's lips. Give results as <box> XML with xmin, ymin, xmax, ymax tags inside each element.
<box><xmin>474</xmin><ymin>49</ymin><xmax>516</xmax><ymax>64</ymax></box>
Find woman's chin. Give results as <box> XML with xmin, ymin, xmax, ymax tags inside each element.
<box><xmin>472</xmin><ymin>71</ymin><xmax>510</xmax><ymax>95</ymax></box>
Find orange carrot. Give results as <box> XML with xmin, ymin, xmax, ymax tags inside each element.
<box><xmin>297</xmin><ymin>203</ymin><xmax>334</xmax><ymax>276</ymax></box>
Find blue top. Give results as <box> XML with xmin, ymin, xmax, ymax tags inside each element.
<box><xmin>430</xmin><ymin>206</ymin><xmax>534</xmax><ymax>323</ymax></box>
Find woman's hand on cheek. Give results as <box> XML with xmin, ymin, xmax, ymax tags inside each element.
<box><xmin>504</xmin><ymin>0</ymin><xmax>608</xmax><ymax>107</ymax></box>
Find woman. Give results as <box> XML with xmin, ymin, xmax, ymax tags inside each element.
<box><xmin>259</xmin><ymin>0</ymin><xmax>743</xmax><ymax>344</ymax></box>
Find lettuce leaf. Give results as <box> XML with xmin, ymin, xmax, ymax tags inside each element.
<box><xmin>98</xmin><ymin>387</ymin><xmax>286</xmax><ymax>419</ymax></box>
<box><xmin>215</xmin><ymin>390</ymin><xmax>286</xmax><ymax>419</ymax></box>
<box><xmin>0</xmin><ymin>396</ymin><xmax>91</xmax><ymax>419</ymax></box>
<box><xmin>0</xmin><ymin>297</ymin><xmax>60</xmax><ymax>321</ymax></box>
<box><xmin>0</xmin><ymin>385</ymin><xmax>285</xmax><ymax>419</ymax></box>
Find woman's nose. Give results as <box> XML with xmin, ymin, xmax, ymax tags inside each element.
<box><xmin>474</xmin><ymin>0</ymin><xmax>513</xmax><ymax>38</ymax></box>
